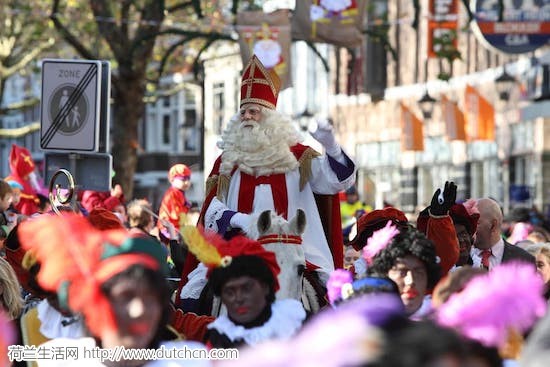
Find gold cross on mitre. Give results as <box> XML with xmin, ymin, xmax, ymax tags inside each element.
<box><xmin>21</xmin><ymin>153</ymin><xmax>34</xmax><ymax>167</ymax></box>
<box><xmin>240</xmin><ymin>55</ymin><xmax>281</xmax><ymax>110</ymax></box>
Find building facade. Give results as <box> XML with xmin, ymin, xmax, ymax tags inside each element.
<box><xmin>330</xmin><ymin>0</ymin><xmax>550</xmax><ymax>217</ymax></box>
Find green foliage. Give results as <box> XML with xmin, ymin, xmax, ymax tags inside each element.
<box><xmin>0</xmin><ymin>0</ymin><xmax>58</xmax><ymax>104</ymax></box>
<box><xmin>433</xmin><ymin>30</ymin><xmax>461</xmax><ymax>62</ymax></box>
<box><xmin>433</xmin><ymin>30</ymin><xmax>461</xmax><ymax>81</ymax></box>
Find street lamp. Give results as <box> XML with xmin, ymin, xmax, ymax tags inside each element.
<box><xmin>417</xmin><ymin>90</ymin><xmax>437</xmax><ymax>120</ymax></box>
<box><xmin>495</xmin><ymin>67</ymin><xmax>516</xmax><ymax>101</ymax></box>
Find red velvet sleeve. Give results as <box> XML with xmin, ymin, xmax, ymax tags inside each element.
<box><xmin>426</xmin><ymin>214</ymin><xmax>459</xmax><ymax>276</ymax></box>
<box><xmin>171</xmin><ymin>309</ymin><xmax>215</xmax><ymax>342</ymax></box>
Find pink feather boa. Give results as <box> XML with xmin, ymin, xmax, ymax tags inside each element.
<box><xmin>327</xmin><ymin>269</ymin><xmax>353</xmax><ymax>305</ymax></box>
<box><xmin>462</xmin><ymin>198</ymin><xmax>479</xmax><ymax>217</ymax></box>
<box><xmin>436</xmin><ymin>262</ymin><xmax>547</xmax><ymax>347</ymax></box>
<box><xmin>362</xmin><ymin>220</ymin><xmax>399</xmax><ymax>265</ymax></box>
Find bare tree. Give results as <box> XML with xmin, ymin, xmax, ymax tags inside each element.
<box><xmin>50</xmin><ymin>0</ymin><xmax>236</xmax><ymax>197</ymax></box>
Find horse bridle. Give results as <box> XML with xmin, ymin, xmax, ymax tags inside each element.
<box><xmin>257</xmin><ymin>234</ymin><xmax>302</xmax><ymax>245</ymax></box>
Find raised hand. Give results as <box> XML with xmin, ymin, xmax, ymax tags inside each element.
<box><xmin>311</xmin><ymin>118</ymin><xmax>341</xmax><ymax>156</ymax></box>
<box><xmin>430</xmin><ymin>181</ymin><xmax>457</xmax><ymax>216</ymax></box>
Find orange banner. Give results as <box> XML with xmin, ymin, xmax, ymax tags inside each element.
<box><xmin>427</xmin><ymin>0</ymin><xmax>459</xmax><ymax>58</ymax></box>
<box><xmin>400</xmin><ymin>103</ymin><xmax>424</xmax><ymax>151</ymax></box>
<box><xmin>441</xmin><ymin>95</ymin><xmax>466</xmax><ymax>141</ymax></box>
<box><xmin>291</xmin><ymin>0</ymin><xmax>366</xmax><ymax>48</ymax></box>
<box><xmin>464</xmin><ymin>85</ymin><xmax>495</xmax><ymax>141</ymax></box>
<box><xmin>237</xmin><ymin>10</ymin><xmax>292</xmax><ymax>89</ymax></box>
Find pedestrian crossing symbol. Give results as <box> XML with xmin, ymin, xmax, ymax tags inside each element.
<box><xmin>48</xmin><ymin>84</ymin><xmax>89</xmax><ymax>135</ymax></box>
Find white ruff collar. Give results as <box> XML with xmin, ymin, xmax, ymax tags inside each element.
<box><xmin>207</xmin><ymin>299</ymin><xmax>306</xmax><ymax>345</ymax></box>
<box><xmin>37</xmin><ymin>299</ymin><xmax>86</xmax><ymax>339</ymax></box>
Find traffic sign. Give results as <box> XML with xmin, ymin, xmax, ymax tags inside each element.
<box><xmin>40</xmin><ymin>59</ymin><xmax>105</xmax><ymax>152</ymax></box>
<box><xmin>472</xmin><ymin>0</ymin><xmax>550</xmax><ymax>54</ymax></box>
<box><xmin>98</xmin><ymin>60</ymin><xmax>111</xmax><ymax>153</ymax></box>
<box><xmin>44</xmin><ymin>152</ymin><xmax>113</xmax><ymax>192</ymax></box>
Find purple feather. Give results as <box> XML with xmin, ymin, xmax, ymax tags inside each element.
<box><xmin>327</xmin><ymin>269</ymin><xmax>353</xmax><ymax>305</ymax></box>
<box><xmin>337</xmin><ymin>293</ymin><xmax>406</xmax><ymax>326</ymax></box>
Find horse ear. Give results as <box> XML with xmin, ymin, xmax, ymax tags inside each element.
<box><xmin>290</xmin><ymin>209</ymin><xmax>307</xmax><ymax>235</ymax></box>
<box><xmin>257</xmin><ymin>210</ymin><xmax>272</xmax><ymax>235</ymax></box>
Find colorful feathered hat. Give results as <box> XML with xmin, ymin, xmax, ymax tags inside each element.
<box><xmin>181</xmin><ymin>226</ymin><xmax>281</xmax><ymax>291</ymax></box>
<box><xmin>168</xmin><ymin>164</ymin><xmax>191</xmax><ymax>183</ymax></box>
<box><xmin>240</xmin><ymin>55</ymin><xmax>281</xmax><ymax>110</ymax></box>
<box><xmin>18</xmin><ymin>213</ymin><xmax>167</xmax><ymax>338</ymax></box>
<box><xmin>349</xmin><ymin>208</ymin><xmax>409</xmax><ymax>250</ymax></box>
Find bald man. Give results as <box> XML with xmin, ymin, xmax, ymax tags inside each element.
<box><xmin>472</xmin><ymin>198</ymin><xmax>534</xmax><ymax>270</ymax></box>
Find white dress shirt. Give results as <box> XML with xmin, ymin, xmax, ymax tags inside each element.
<box><xmin>471</xmin><ymin>238</ymin><xmax>504</xmax><ymax>270</ymax></box>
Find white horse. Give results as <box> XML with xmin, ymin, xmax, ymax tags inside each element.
<box><xmin>254</xmin><ymin>209</ymin><xmax>307</xmax><ymax>301</ymax></box>
<box><xmin>180</xmin><ymin>209</ymin><xmax>324</xmax><ymax>315</ymax></box>
<box><xmin>251</xmin><ymin>209</ymin><xmax>325</xmax><ymax>313</ymax></box>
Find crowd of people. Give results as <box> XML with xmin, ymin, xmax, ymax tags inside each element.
<box><xmin>1</xmin><ymin>55</ymin><xmax>550</xmax><ymax>367</ymax></box>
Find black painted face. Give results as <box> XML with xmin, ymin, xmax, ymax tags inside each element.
<box><xmin>221</xmin><ymin>276</ymin><xmax>269</xmax><ymax>324</ymax></box>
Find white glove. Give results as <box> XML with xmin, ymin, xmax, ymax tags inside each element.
<box><xmin>311</xmin><ymin>118</ymin><xmax>341</xmax><ymax>157</ymax></box>
<box><xmin>204</xmin><ymin>197</ymin><xmax>229</xmax><ymax>232</ymax></box>
<box><xmin>230</xmin><ymin>212</ymin><xmax>252</xmax><ymax>232</ymax></box>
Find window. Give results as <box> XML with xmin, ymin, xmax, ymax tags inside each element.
<box><xmin>185</xmin><ymin>88</ymin><xmax>195</xmax><ymax>105</ymax></box>
<box><xmin>162</xmin><ymin>115</ymin><xmax>170</xmax><ymax>145</ymax></box>
<box><xmin>213</xmin><ymin>82</ymin><xmax>224</xmax><ymax>134</ymax></box>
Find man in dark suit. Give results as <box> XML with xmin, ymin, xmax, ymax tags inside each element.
<box><xmin>472</xmin><ymin>198</ymin><xmax>535</xmax><ymax>270</ymax></box>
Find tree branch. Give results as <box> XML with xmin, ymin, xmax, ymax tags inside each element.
<box><xmin>0</xmin><ymin>98</ymin><xmax>40</xmax><ymax>115</ymax></box>
<box><xmin>231</xmin><ymin>0</ymin><xmax>241</xmax><ymax>16</ymax></box>
<box><xmin>130</xmin><ymin>0</ymin><xmax>165</xmax><ymax>66</ymax></box>
<box><xmin>191</xmin><ymin>0</ymin><xmax>203</xmax><ymax>18</ymax></box>
<box><xmin>50</xmin><ymin>0</ymin><xmax>97</xmax><ymax>60</ymax></box>
<box><xmin>3</xmin><ymin>38</ymin><xmax>55</xmax><ymax>77</ymax></box>
<box><xmin>89</xmin><ymin>0</ymin><xmax>130</xmax><ymax>61</ymax></box>
<box><xmin>156</xmin><ymin>36</ymin><xmax>196</xmax><ymax>80</ymax></box>
<box><xmin>131</xmin><ymin>28</ymin><xmax>234</xmax><ymax>57</ymax></box>
<box><xmin>302</xmin><ymin>41</ymin><xmax>329</xmax><ymax>72</ymax></box>
<box><xmin>192</xmin><ymin>36</ymin><xmax>219</xmax><ymax>78</ymax></box>
<box><xmin>120</xmin><ymin>0</ymin><xmax>132</xmax><ymax>38</ymax></box>
<box><xmin>166</xmin><ymin>1</ymin><xmax>193</xmax><ymax>13</ymax></box>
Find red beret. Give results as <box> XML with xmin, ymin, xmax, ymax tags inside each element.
<box><xmin>349</xmin><ymin>208</ymin><xmax>408</xmax><ymax>250</ymax></box>
<box><xmin>88</xmin><ymin>207</ymin><xmax>125</xmax><ymax>231</ymax></box>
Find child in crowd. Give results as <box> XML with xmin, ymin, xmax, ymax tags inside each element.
<box><xmin>158</xmin><ymin>164</ymin><xmax>192</xmax><ymax>236</ymax></box>
<box><xmin>0</xmin><ymin>180</ymin><xmax>13</xmax><ymax>227</ymax></box>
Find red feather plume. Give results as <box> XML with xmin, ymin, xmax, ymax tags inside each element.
<box><xmin>18</xmin><ymin>213</ymin><xmax>128</xmax><ymax>337</ymax></box>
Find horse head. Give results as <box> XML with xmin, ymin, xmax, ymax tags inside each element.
<box><xmin>255</xmin><ymin>209</ymin><xmax>306</xmax><ymax>301</ymax></box>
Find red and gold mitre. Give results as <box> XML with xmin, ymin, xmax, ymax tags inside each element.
<box><xmin>9</xmin><ymin>144</ymin><xmax>35</xmax><ymax>178</ymax></box>
<box><xmin>240</xmin><ymin>55</ymin><xmax>281</xmax><ymax>110</ymax></box>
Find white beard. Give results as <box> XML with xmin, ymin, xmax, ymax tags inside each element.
<box><xmin>219</xmin><ymin>109</ymin><xmax>302</xmax><ymax>176</ymax></box>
